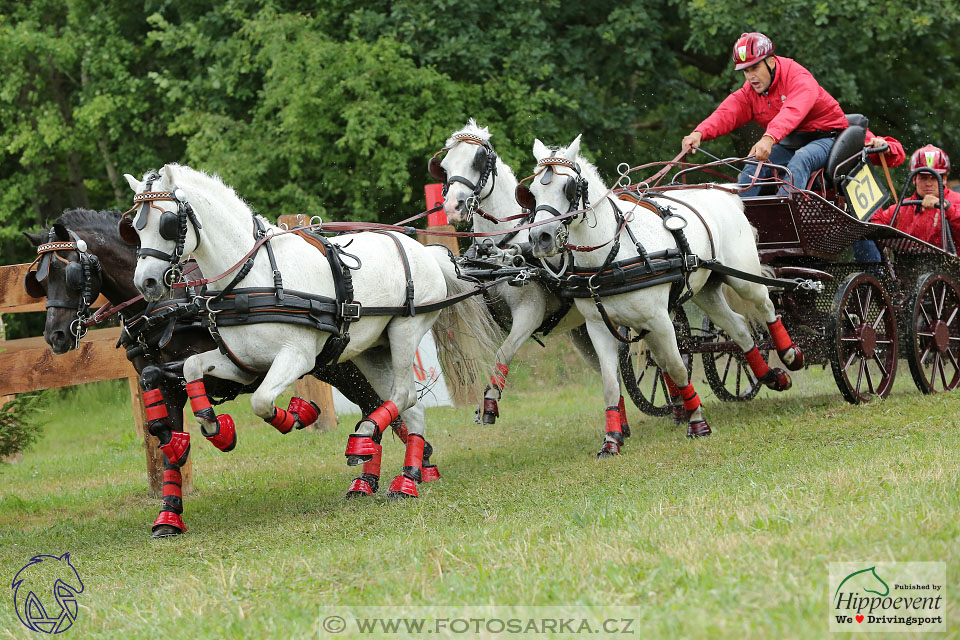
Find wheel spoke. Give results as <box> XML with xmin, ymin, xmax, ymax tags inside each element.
<box><xmin>735</xmin><ymin>360</ymin><xmax>743</xmax><ymax>395</ymax></box>
<box><xmin>872</xmin><ymin>353</ymin><xmax>888</xmax><ymax>379</ymax></box>
<box><xmin>855</xmin><ymin>357</ymin><xmax>866</xmax><ymax>394</ymax></box>
<box><xmin>936</xmin><ymin>283</ymin><xmax>946</xmax><ymax>318</ymax></box>
<box><xmin>938</xmin><ymin>352</ymin><xmax>949</xmax><ymax>390</ymax></box>
<box><xmin>843</xmin><ymin>348</ymin><xmax>858</xmax><ymax>370</ymax></box>
<box><xmin>919</xmin><ymin>298</ymin><xmax>933</xmax><ymax>325</ymax></box>
<box><xmin>721</xmin><ymin>354</ymin><xmax>733</xmax><ymax>385</ymax></box>
<box><xmin>864</xmin><ymin>359</ymin><xmax>876</xmax><ymax>394</ymax></box>
<box><xmin>872</xmin><ymin>305</ymin><xmax>887</xmax><ymax>330</ymax></box>
<box><xmin>862</xmin><ymin>285</ymin><xmax>874</xmax><ymax>320</ymax></box>
<box><xmin>946</xmin><ymin>304</ymin><xmax>958</xmax><ymax>327</ymax></box>
<box><xmin>931</xmin><ymin>353</ymin><xmax>942</xmax><ymax>391</ymax></box>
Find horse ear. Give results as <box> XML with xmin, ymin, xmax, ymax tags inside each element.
<box><xmin>23</xmin><ymin>231</ymin><xmax>45</xmax><ymax>246</ymax></box>
<box><xmin>59</xmin><ymin>552</ymin><xmax>71</xmax><ymax>561</ymax></box>
<box><xmin>124</xmin><ymin>173</ymin><xmax>142</xmax><ymax>192</ymax></box>
<box><xmin>564</xmin><ymin>134</ymin><xmax>582</xmax><ymax>162</ymax></box>
<box><xmin>52</xmin><ymin>223</ymin><xmax>69</xmax><ymax>241</ymax></box>
<box><xmin>533</xmin><ymin>138</ymin><xmax>550</xmax><ymax>161</ymax></box>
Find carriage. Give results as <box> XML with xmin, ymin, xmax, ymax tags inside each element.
<box><xmin>618</xmin><ymin>120</ymin><xmax>960</xmax><ymax>414</ymax></box>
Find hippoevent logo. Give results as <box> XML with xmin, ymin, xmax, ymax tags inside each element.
<box><xmin>829</xmin><ymin>562</ymin><xmax>945</xmax><ymax>632</ymax></box>
<box><xmin>11</xmin><ymin>553</ymin><xmax>84</xmax><ymax>634</ymax></box>
<box><xmin>737</xmin><ymin>45</ymin><xmax>747</xmax><ymax>62</ymax></box>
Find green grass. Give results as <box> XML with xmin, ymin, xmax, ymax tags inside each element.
<box><xmin>1</xmin><ymin>338</ymin><xmax>958</xmax><ymax>639</ymax></box>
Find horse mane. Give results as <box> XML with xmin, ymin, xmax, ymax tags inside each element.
<box><xmin>445</xmin><ymin>118</ymin><xmax>491</xmax><ymax>147</ymax></box>
<box><xmin>162</xmin><ymin>164</ymin><xmax>259</xmax><ymax>221</ymax></box>
<box><xmin>53</xmin><ymin>209</ymin><xmax>123</xmax><ymax>234</ymax></box>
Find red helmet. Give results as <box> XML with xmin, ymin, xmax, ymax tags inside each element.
<box><xmin>732</xmin><ymin>32</ymin><xmax>774</xmax><ymax>71</ymax></box>
<box><xmin>909</xmin><ymin>144</ymin><xmax>950</xmax><ymax>175</ymax></box>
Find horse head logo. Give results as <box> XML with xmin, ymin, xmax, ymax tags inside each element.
<box><xmin>834</xmin><ymin>566</ymin><xmax>890</xmax><ymax>604</ymax></box>
<box><xmin>11</xmin><ymin>553</ymin><xmax>84</xmax><ymax>634</ymax></box>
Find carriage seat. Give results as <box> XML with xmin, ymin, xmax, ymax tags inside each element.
<box><xmin>821</xmin><ymin>114</ymin><xmax>868</xmax><ymax>188</ymax></box>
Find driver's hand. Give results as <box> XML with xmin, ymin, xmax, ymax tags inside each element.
<box><xmin>922</xmin><ymin>194</ymin><xmax>941</xmax><ymax>209</ymax></box>
<box><xmin>749</xmin><ymin>135</ymin><xmax>775</xmax><ymax>162</ymax></box>
<box><xmin>681</xmin><ymin>131</ymin><xmax>703</xmax><ymax>154</ymax></box>
<box><xmin>867</xmin><ymin>137</ymin><xmax>886</xmax><ymax>148</ymax></box>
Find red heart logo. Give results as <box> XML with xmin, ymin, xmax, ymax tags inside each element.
<box><xmin>856</xmin><ymin>615</ymin><xmax>864</xmax><ymax>623</ymax></box>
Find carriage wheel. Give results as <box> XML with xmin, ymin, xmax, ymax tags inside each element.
<box><xmin>827</xmin><ymin>272</ymin><xmax>898</xmax><ymax>404</ymax></box>
<box><xmin>618</xmin><ymin>306</ymin><xmax>692</xmax><ymax>417</ymax></box>
<box><xmin>700</xmin><ymin>316</ymin><xmax>762</xmax><ymax>402</ymax></box>
<box><xmin>906</xmin><ymin>272</ymin><xmax>960</xmax><ymax>394</ymax></box>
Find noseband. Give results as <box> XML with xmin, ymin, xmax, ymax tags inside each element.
<box><xmin>119</xmin><ymin>170</ymin><xmax>202</xmax><ymax>285</ymax></box>
<box><xmin>428</xmin><ymin>133</ymin><xmax>499</xmax><ymax>215</ymax></box>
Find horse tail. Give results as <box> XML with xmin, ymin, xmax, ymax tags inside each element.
<box><xmin>424</xmin><ymin>244</ymin><xmax>502</xmax><ymax>397</ymax></box>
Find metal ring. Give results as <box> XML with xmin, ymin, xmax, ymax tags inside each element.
<box><xmin>163</xmin><ymin>267</ymin><xmax>182</xmax><ymax>287</ymax></box>
<box><xmin>309</xmin><ymin>215</ymin><xmax>323</xmax><ymax>226</ymax></box>
<box><xmin>279</xmin><ymin>222</ymin><xmax>289</xmax><ymax>230</ymax></box>
<box><xmin>204</xmin><ymin>297</ymin><xmax>221</xmax><ymax>314</ymax></box>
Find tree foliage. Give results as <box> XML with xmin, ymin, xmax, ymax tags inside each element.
<box><xmin>1</xmin><ymin>0</ymin><xmax>958</xmax><ymax>264</ymax></box>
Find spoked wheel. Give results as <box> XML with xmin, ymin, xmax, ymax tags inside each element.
<box><xmin>828</xmin><ymin>272</ymin><xmax>898</xmax><ymax>404</ymax></box>
<box><xmin>907</xmin><ymin>272</ymin><xmax>960</xmax><ymax>394</ymax></box>
<box><xmin>618</xmin><ymin>306</ymin><xmax>692</xmax><ymax>417</ymax></box>
<box><xmin>700</xmin><ymin>316</ymin><xmax>762</xmax><ymax>402</ymax></box>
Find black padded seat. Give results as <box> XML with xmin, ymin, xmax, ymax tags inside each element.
<box><xmin>823</xmin><ymin>114</ymin><xmax>868</xmax><ymax>187</ymax></box>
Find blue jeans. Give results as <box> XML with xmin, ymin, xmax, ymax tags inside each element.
<box><xmin>738</xmin><ymin>137</ymin><xmax>836</xmax><ymax>197</ymax></box>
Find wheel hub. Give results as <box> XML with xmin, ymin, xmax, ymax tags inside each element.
<box><xmin>931</xmin><ymin>320</ymin><xmax>950</xmax><ymax>352</ymax></box>
<box><xmin>857</xmin><ymin>324</ymin><xmax>877</xmax><ymax>358</ymax></box>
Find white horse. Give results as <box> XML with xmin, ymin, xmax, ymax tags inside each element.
<box><xmin>434</xmin><ymin>120</ymin><xmax>635</xmax><ymax>434</ymax></box>
<box><xmin>126</xmin><ymin>164</ymin><xmax>499</xmax><ymax>498</ymax></box>
<box><xmin>524</xmin><ymin>136</ymin><xmax>803</xmax><ymax>452</ymax></box>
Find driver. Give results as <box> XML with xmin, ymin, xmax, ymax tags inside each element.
<box><xmin>869</xmin><ymin>145</ymin><xmax>960</xmax><ymax>252</ymax></box>
<box><xmin>681</xmin><ymin>32</ymin><xmax>849</xmax><ymax>196</ymax></box>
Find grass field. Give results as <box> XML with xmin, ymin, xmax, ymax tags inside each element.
<box><xmin>0</xmin><ymin>336</ymin><xmax>958</xmax><ymax>639</ymax></box>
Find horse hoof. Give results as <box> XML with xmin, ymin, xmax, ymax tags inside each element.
<box><xmin>778</xmin><ymin>345</ymin><xmax>804</xmax><ymax>371</ymax></box>
<box><xmin>345</xmin><ymin>434</ymin><xmax>377</xmax><ymax>464</ymax></box>
<box><xmin>597</xmin><ymin>441</ymin><xmax>621</xmax><ymax>458</ymax></box>
<box><xmin>481</xmin><ymin>411</ymin><xmax>497</xmax><ymax>425</ymax></box>
<box><xmin>421</xmin><ymin>465</ymin><xmax>441</xmax><ymax>483</ymax></box>
<box><xmin>151</xmin><ymin>525</ymin><xmax>184</xmax><ymax>538</ymax></box>
<box><xmin>760</xmin><ymin>368</ymin><xmax>792</xmax><ymax>391</ymax></box>
<box><xmin>687</xmin><ymin>419</ymin><xmax>712</xmax><ymax>438</ymax></box>
<box><xmin>346</xmin><ymin>476</ymin><xmax>377</xmax><ymax>498</ymax></box>
<box><xmin>387</xmin><ymin>474</ymin><xmax>418</xmax><ymax>499</ymax></box>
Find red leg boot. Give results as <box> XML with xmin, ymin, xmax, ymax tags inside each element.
<box><xmin>597</xmin><ymin>407</ymin><xmax>624</xmax><ymax>458</ymax></box>
<box><xmin>744</xmin><ymin>346</ymin><xmax>792</xmax><ymax>392</ymax></box>
<box><xmin>346</xmin><ymin>443</ymin><xmax>382</xmax><ymax>497</ymax></box>
<box><xmin>186</xmin><ymin>379</ymin><xmax>236</xmax><ymax>452</ymax></box>
<box><xmin>387</xmin><ymin>433</ymin><xmax>425</xmax><ymax>499</ymax></box>
<box><xmin>678</xmin><ymin>382</ymin><xmax>711</xmax><ymax>438</ymax></box>
<box><xmin>152</xmin><ymin>461</ymin><xmax>187</xmax><ymax>537</ymax></box>
<box><xmin>345</xmin><ymin>401</ymin><xmax>398</xmax><ymax>465</ymax></box>
<box><xmin>268</xmin><ymin>397</ymin><xmax>321</xmax><ymax>434</ymax></box>
<box><xmin>768</xmin><ymin>317</ymin><xmax>804</xmax><ymax>371</ymax></box>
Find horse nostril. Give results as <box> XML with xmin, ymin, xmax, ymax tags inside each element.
<box><xmin>144</xmin><ymin>277</ymin><xmax>158</xmax><ymax>290</ymax></box>
<box><xmin>51</xmin><ymin>330</ymin><xmax>67</xmax><ymax>346</ymax></box>
<box><xmin>455</xmin><ymin>199</ymin><xmax>465</xmax><ymax>211</ymax></box>
<box><xmin>537</xmin><ymin>231</ymin><xmax>553</xmax><ymax>250</ymax></box>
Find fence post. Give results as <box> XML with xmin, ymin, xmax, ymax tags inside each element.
<box><xmin>127</xmin><ymin>376</ymin><xmax>193</xmax><ymax>497</ymax></box>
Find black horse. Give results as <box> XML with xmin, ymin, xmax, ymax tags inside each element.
<box><xmin>24</xmin><ymin>209</ymin><xmax>438</xmax><ymax>537</ymax></box>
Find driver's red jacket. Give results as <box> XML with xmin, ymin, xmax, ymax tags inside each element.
<box><xmin>695</xmin><ymin>56</ymin><xmax>849</xmax><ymax>143</ymax></box>
<box><xmin>870</xmin><ymin>187</ymin><xmax>960</xmax><ymax>251</ymax></box>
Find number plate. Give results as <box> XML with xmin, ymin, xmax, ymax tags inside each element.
<box><xmin>841</xmin><ymin>161</ymin><xmax>890</xmax><ymax>220</ymax></box>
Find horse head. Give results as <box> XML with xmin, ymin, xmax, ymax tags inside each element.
<box><xmin>430</xmin><ymin>119</ymin><xmax>501</xmax><ymax>225</ymax></box>
<box><xmin>524</xmin><ymin>134</ymin><xmax>598</xmax><ymax>259</ymax></box>
<box><xmin>124</xmin><ymin>166</ymin><xmax>202</xmax><ymax>302</ymax></box>
<box><xmin>23</xmin><ymin>222</ymin><xmax>105</xmax><ymax>354</ymax></box>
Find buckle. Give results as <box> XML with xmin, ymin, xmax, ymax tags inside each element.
<box><xmin>684</xmin><ymin>254</ymin><xmax>700</xmax><ymax>271</ymax></box>
<box><xmin>341</xmin><ymin>302</ymin><xmax>362</xmax><ymax>321</ymax></box>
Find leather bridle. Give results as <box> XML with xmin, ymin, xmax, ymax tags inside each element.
<box><xmin>428</xmin><ymin>133</ymin><xmax>499</xmax><ymax>217</ymax></box>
